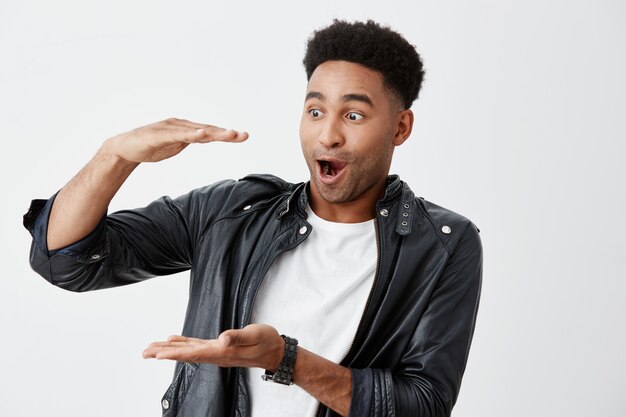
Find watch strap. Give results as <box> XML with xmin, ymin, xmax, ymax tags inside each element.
<box><xmin>261</xmin><ymin>334</ymin><xmax>298</xmax><ymax>385</ymax></box>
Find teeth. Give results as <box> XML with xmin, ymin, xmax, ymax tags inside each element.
<box><xmin>323</xmin><ymin>162</ymin><xmax>330</xmax><ymax>175</ymax></box>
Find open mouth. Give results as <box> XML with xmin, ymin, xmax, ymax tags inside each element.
<box><xmin>317</xmin><ymin>159</ymin><xmax>347</xmax><ymax>179</ymax></box>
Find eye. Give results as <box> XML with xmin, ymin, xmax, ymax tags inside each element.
<box><xmin>347</xmin><ymin>112</ymin><xmax>364</xmax><ymax>121</ymax></box>
<box><xmin>309</xmin><ymin>109</ymin><xmax>323</xmax><ymax>118</ymax></box>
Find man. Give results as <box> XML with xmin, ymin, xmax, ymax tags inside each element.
<box><xmin>24</xmin><ymin>19</ymin><xmax>482</xmax><ymax>417</ymax></box>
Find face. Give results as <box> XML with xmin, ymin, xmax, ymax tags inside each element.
<box><xmin>299</xmin><ymin>60</ymin><xmax>410</xmax><ymax>209</ymax></box>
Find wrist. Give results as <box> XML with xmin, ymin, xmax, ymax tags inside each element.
<box><xmin>268</xmin><ymin>333</ymin><xmax>286</xmax><ymax>373</ymax></box>
<box><xmin>262</xmin><ymin>335</ymin><xmax>298</xmax><ymax>385</ymax></box>
<box><xmin>98</xmin><ymin>137</ymin><xmax>140</xmax><ymax>169</ymax></box>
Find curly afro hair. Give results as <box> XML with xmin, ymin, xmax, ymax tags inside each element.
<box><xmin>303</xmin><ymin>19</ymin><xmax>425</xmax><ymax>110</ymax></box>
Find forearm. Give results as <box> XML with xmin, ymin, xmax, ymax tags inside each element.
<box><xmin>45</xmin><ymin>118</ymin><xmax>248</xmax><ymax>251</ymax></box>
<box><xmin>293</xmin><ymin>347</ymin><xmax>352</xmax><ymax>417</ymax></box>
<box><xmin>143</xmin><ymin>327</ymin><xmax>354</xmax><ymax>416</ymax></box>
<box><xmin>47</xmin><ymin>140</ymin><xmax>138</xmax><ymax>250</ymax></box>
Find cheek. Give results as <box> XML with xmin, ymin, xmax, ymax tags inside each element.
<box><xmin>299</xmin><ymin>116</ymin><xmax>309</xmax><ymax>143</ymax></box>
<box><xmin>360</xmin><ymin>131</ymin><xmax>392</xmax><ymax>154</ymax></box>
<box><xmin>357</xmin><ymin>131</ymin><xmax>395</xmax><ymax>165</ymax></box>
<box><xmin>299</xmin><ymin>119</ymin><xmax>317</xmax><ymax>149</ymax></box>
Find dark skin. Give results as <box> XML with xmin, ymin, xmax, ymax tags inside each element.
<box><xmin>142</xmin><ymin>61</ymin><xmax>414</xmax><ymax>416</ymax></box>
<box><xmin>142</xmin><ymin>325</ymin><xmax>353</xmax><ymax>415</ymax></box>
<box><xmin>45</xmin><ymin>58</ymin><xmax>412</xmax><ymax>416</ymax></box>
<box><xmin>299</xmin><ymin>61</ymin><xmax>413</xmax><ymax>223</ymax></box>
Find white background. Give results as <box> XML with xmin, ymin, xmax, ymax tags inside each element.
<box><xmin>1</xmin><ymin>1</ymin><xmax>625</xmax><ymax>416</ymax></box>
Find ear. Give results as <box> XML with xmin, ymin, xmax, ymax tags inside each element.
<box><xmin>392</xmin><ymin>109</ymin><xmax>413</xmax><ymax>146</ymax></box>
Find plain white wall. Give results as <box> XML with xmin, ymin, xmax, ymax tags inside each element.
<box><xmin>1</xmin><ymin>1</ymin><xmax>624</xmax><ymax>416</ymax></box>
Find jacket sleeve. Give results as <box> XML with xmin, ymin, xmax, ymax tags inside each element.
<box><xmin>23</xmin><ymin>180</ymin><xmax>235</xmax><ymax>292</ymax></box>
<box><xmin>349</xmin><ymin>221</ymin><xmax>483</xmax><ymax>417</ymax></box>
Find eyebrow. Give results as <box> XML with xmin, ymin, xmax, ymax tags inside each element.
<box><xmin>305</xmin><ymin>91</ymin><xmax>375</xmax><ymax>107</ymax></box>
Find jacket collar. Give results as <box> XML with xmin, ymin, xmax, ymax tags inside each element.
<box><xmin>275</xmin><ymin>175</ymin><xmax>416</xmax><ymax>235</ymax></box>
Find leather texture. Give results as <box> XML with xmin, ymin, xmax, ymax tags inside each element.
<box><xmin>24</xmin><ymin>174</ymin><xmax>483</xmax><ymax>417</ymax></box>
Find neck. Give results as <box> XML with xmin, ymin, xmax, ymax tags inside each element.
<box><xmin>307</xmin><ymin>177</ymin><xmax>388</xmax><ymax>223</ymax></box>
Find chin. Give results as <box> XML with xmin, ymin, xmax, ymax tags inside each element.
<box><xmin>314</xmin><ymin>183</ymin><xmax>354</xmax><ymax>204</ymax></box>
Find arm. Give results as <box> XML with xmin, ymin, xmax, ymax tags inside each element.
<box><xmin>142</xmin><ymin>221</ymin><xmax>482</xmax><ymax>417</ymax></box>
<box><xmin>47</xmin><ymin>118</ymin><xmax>248</xmax><ymax>250</ymax></box>
<box><xmin>351</xmin><ymin>221</ymin><xmax>483</xmax><ymax>417</ymax></box>
<box><xmin>142</xmin><ymin>325</ymin><xmax>353</xmax><ymax>416</ymax></box>
<box><xmin>24</xmin><ymin>118</ymin><xmax>248</xmax><ymax>290</ymax></box>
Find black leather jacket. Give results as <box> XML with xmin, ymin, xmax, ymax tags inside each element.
<box><xmin>24</xmin><ymin>174</ymin><xmax>482</xmax><ymax>417</ymax></box>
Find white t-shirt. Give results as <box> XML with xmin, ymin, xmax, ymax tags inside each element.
<box><xmin>246</xmin><ymin>204</ymin><xmax>377</xmax><ymax>417</ymax></box>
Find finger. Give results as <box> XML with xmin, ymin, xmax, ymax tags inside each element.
<box><xmin>152</xmin><ymin>346</ymin><xmax>197</xmax><ymax>361</ymax></box>
<box><xmin>153</xmin><ymin>342</ymin><xmax>222</xmax><ymax>362</ymax></box>
<box><xmin>165</xmin><ymin>118</ymin><xmax>217</xmax><ymax>130</ymax></box>
<box><xmin>164</xmin><ymin>118</ymin><xmax>240</xmax><ymax>138</ymax></box>
<box><xmin>162</xmin><ymin>128</ymin><xmax>238</xmax><ymax>145</ymax></box>
<box><xmin>145</xmin><ymin>341</ymin><xmax>196</xmax><ymax>349</ymax></box>
<box><xmin>143</xmin><ymin>343</ymin><xmax>177</xmax><ymax>357</ymax></box>
<box><xmin>218</xmin><ymin>129</ymin><xmax>249</xmax><ymax>143</ymax></box>
<box><xmin>179</xmin><ymin>128</ymin><xmax>213</xmax><ymax>143</ymax></box>
<box><xmin>229</xmin><ymin>131</ymin><xmax>249</xmax><ymax>142</ymax></box>
<box><xmin>192</xmin><ymin>128</ymin><xmax>244</xmax><ymax>143</ymax></box>
<box><xmin>201</xmin><ymin>128</ymin><xmax>237</xmax><ymax>141</ymax></box>
<box><xmin>142</xmin><ymin>346</ymin><xmax>162</xmax><ymax>359</ymax></box>
<box><xmin>161</xmin><ymin>120</ymin><xmax>220</xmax><ymax>142</ymax></box>
<box><xmin>147</xmin><ymin>126</ymin><xmax>207</xmax><ymax>147</ymax></box>
<box><xmin>155</xmin><ymin>122</ymin><xmax>248</xmax><ymax>145</ymax></box>
<box><xmin>142</xmin><ymin>344</ymin><xmax>198</xmax><ymax>360</ymax></box>
<box><xmin>167</xmin><ymin>118</ymin><xmax>247</xmax><ymax>141</ymax></box>
<box><xmin>166</xmin><ymin>335</ymin><xmax>206</xmax><ymax>343</ymax></box>
<box><xmin>166</xmin><ymin>335</ymin><xmax>188</xmax><ymax>342</ymax></box>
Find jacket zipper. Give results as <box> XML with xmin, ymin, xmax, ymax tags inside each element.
<box><xmin>343</xmin><ymin>215</ymin><xmax>382</xmax><ymax>363</ymax></box>
<box><xmin>241</xmin><ymin>186</ymin><xmax>308</xmax><ymax>327</ymax></box>
<box><xmin>235</xmin><ymin>218</ymin><xmax>311</xmax><ymax>416</ymax></box>
<box><xmin>314</xmin><ymin>215</ymin><xmax>383</xmax><ymax>417</ymax></box>
<box><xmin>241</xmin><ymin>228</ymin><xmax>309</xmax><ymax>327</ymax></box>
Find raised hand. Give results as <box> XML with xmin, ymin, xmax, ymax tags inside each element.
<box><xmin>102</xmin><ymin>117</ymin><xmax>249</xmax><ymax>163</ymax></box>
<box><xmin>46</xmin><ymin>117</ymin><xmax>248</xmax><ymax>251</ymax></box>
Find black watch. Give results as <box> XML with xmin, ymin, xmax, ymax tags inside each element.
<box><xmin>261</xmin><ymin>335</ymin><xmax>298</xmax><ymax>385</ymax></box>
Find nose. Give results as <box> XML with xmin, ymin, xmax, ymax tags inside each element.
<box><xmin>318</xmin><ymin>115</ymin><xmax>345</xmax><ymax>148</ymax></box>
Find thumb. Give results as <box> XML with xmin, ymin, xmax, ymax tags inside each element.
<box><xmin>219</xmin><ymin>325</ymin><xmax>264</xmax><ymax>347</ymax></box>
<box><xmin>218</xmin><ymin>330</ymin><xmax>235</xmax><ymax>347</ymax></box>
<box><xmin>218</xmin><ymin>329</ymin><xmax>253</xmax><ymax>347</ymax></box>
